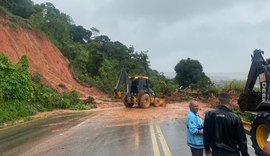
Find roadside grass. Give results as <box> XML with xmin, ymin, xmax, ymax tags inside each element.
<box><xmin>0</xmin><ymin>97</ymin><xmax>97</xmax><ymax>128</ymax></box>
<box><xmin>0</xmin><ymin>101</ymin><xmax>37</xmax><ymax>126</ymax></box>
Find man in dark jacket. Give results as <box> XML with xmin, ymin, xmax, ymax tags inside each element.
<box><xmin>203</xmin><ymin>93</ymin><xmax>249</xmax><ymax>156</ymax></box>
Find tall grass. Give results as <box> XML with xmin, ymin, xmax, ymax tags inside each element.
<box><xmin>222</xmin><ymin>80</ymin><xmax>246</xmax><ymax>95</ymax></box>
<box><xmin>222</xmin><ymin>80</ymin><xmax>260</xmax><ymax>95</ymax></box>
<box><xmin>0</xmin><ymin>101</ymin><xmax>37</xmax><ymax>125</ymax></box>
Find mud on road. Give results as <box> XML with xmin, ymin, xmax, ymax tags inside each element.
<box><xmin>93</xmin><ymin>100</ymin><xmax>212</xmax><ymax>125</ymax></box>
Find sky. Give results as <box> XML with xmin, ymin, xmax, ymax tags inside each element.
<box><xmin>32</xmin><ymin>0</ymin><xmax>270</xmax><ymax>74</ymax></box>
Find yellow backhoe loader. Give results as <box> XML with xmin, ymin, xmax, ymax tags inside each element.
<box><xmin>238</xmin><ymin>49</ymin><xmax>270</xmax><ymax>155</ymax></box>
<box><xmin>114</xmin><ymin>68</ymin><xmax>165</xmax><ymax>108</ymax></box>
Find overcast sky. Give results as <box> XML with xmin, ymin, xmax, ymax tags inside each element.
<box><xmin>32</xmin><ymin>0</ymin><xmax>270</xmax><ymax>74</ymax></box>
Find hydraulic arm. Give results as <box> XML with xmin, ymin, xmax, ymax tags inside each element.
<box><xmin>238</xmin><ymin>49</ymin><xmax>270</xmax><ymax>111</ymax></box>
<box><xmin>114</xmin><ymin>68</ymin><xmax>130</xmax><ymax>98</ymax></box>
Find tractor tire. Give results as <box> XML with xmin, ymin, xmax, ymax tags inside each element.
<box><xmin>251</xmin><ymin>112</ymin><xmax>270</xmax><ymax>156</ymax></box>
<box><xmin>123</xmin><ymin>95</ymin><xmax>134</xmax><ymax>108</ymax></box>
<box><xmin>140</xmin><ymin>94</ymin><xmax>150</xmax><ymax>108</ymax></box>
<box><xmin>137</xmin><ymin>91</ymin><xmax>145</xmax><ymax>104</ymax></box>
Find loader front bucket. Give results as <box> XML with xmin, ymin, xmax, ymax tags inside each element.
<box><xmin>153</xmin><ymin>98</ymin><xmax>166</xmax><ymax>107</ymax></box>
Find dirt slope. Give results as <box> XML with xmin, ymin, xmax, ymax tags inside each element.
<box><xmin>0</xmin><ymin>17</ymin><xmax>104</xmax><ymax>98</ymax></box>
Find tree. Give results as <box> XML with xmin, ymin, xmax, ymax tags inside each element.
<box><xmin>94</xmin><ymin>35</ymin><xmax>110</xmax><ymax>45</ymax></box>
<box><xmin>90</xmin><ymin>27</ymin><xmax>100</xmax><ymax>38</ymax></box>
<box><xmin>70</xmin><ymin>25</ymin><xmax>92</xmax><ymax>44</ymax></box>
<box><xmin>87</xmin><ymin>49</ymin><xmax>103</xmax><ymax>76</ymax></box>
<box><xmin>0</xmin><ymin>0</ymin><xmax>35</xmax><ymax>18</ymax></box>
<box><xmin>174</xmin><ymin>58</ymin><xmax>211</xmax><ymax>88</ymax></box>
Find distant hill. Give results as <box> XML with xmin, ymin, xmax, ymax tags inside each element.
<box><xmin>163</xmin><ymin>72</ymin><xmax>248</xmax><ymax>83</ymax></box>
<box><xmin>207</xmin><ymin>72</ymin><xmax>247</xmax><ymax>82</ymax></box>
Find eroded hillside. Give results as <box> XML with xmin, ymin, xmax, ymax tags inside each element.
<box><xmin>0</xmin><ymin>17</ymin><xmax>104</xmax><ymax>98</ymax></box>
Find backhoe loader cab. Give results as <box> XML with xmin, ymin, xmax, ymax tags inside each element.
<box><xmin>130</xmin><ymin>76</ymin><xmax>150</xmax><ymax>94</ymax></box>
<box><xmin>238</xmin><ymin>49</ymin><xmax>270</xmax><ymax>155</ymax></box>
<box><xmin>114</xmin><ymin>68</ymin><xmax>163</xmax><ymax>108</ymax></box>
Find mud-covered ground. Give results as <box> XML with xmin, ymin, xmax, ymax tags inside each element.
<box><xmin>3</xmin><ymin>90</ymin><xmax>245</xmax><ymax>130</ymax></box>
<box><xmin>93</xmin><ymin>94</ymin><xmax>241</xmax><ymax>122</ymax></box>
<box><xmin>94</xmin><ymin>100</ymin><xmax>213</xmax><ymax>122</ymax></box>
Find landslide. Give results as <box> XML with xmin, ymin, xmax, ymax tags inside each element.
<box><xmin>0</xmin><ymin>17</ymin><xmax>104</xmax><ymax>98</ymax></box>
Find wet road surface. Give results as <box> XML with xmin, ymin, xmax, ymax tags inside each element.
<box><xmin>0</xmin><ymin>112</ymin><xmax>94</xmax><ymax>156</ymax></box>
<box><xmin>0</xmin><ymin>110</ymin><xmax>257</xmax><ymax>156</ymax></box>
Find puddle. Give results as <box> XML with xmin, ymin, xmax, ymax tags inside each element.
<box><xmin>0</xmin><ymin>111</ymin><xmax>94</xmax><ymax>156</ymax></box>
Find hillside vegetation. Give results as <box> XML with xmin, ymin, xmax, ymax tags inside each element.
<box><xmin>2</xmin><ymin>1</ymin><xmax>178</xmax><ymax>94</ymax></box>
<box><xmin>0</xmin><ymin>0</ymin><xmax>249</xmax><ymax>126</ymax></box>
<box><xmin>0</xmin><ymin>0</ymin><xmax>177</xmax><ymax>125</ymax></box>
<box><xmin>0</xmin><ymin>53</ymin><xmax>96</xmax><ymax>126</ymax></box>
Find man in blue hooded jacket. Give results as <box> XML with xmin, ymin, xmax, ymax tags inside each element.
<box><xmin>186</xmin><ymin>100</ymin><xmax>204</xmax><ymax>156</ymax></box>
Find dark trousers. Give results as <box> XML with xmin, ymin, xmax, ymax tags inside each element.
<box><xmin>212</xmin><ymin>150</ymin><xmax>240</xmax><ymax>156</ymax></box>
<box><xmin>190</xmin><ymin>147</ymin><xmax>203</xmax><ymax>156</ymax></box>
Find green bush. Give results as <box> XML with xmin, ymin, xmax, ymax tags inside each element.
<box><xmin>31</xmin><ymin>83</ymin><xmax>56</xmax><ymax>110</ymax></box>
<box><xmin>0</xmin><ymin>54</ymin><xmax>33</xmax><ymax>101</ymax></box>
<box><xmin>31</xmin><ymin>83</ymin><xmax>86</xmax><ymax>110</ymax></box>
<box><xmin>0</xmin><ymin>100</ymin><xmax>37</xmax><ymax>124</ymax></box>
<box><xmin>202</xmin><ymin>85</ymin><xmax>220</xmax><ymax>97</ymax></box>
<box><xmin>223</xmin><ymin>80</ymin><xmax>246</xmax><ymax>95</ymax></box>
<box><xmin>62</xmin><ymin>91</ymin><xmax>81</xmax><ymax>104</ymax></box>
<box><xmin>83</xmin><ymin>96</ymin><xmax>95</xmax><ymax>104</ymax></box>
<box><xmin>232</xmin><ymin>108</ymin><xmax>256</xmax><ymax>122</ymax></box>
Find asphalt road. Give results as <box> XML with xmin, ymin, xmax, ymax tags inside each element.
<box><xmin>0</xmin><ymin>111</ymin><xmax>257</xmax><ymax>156</ymax></box>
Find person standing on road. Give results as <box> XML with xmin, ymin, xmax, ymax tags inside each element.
<box><xmin>186</xmin><ymin>100</ymin><xmax>204</xmax><ymax>156</ymax></box>
<box><xmin>203</xmin><ymin>93</ymin><xmax>249</xmax><ymax>156</ymax></box>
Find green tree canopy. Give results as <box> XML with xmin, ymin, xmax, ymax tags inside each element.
<box><xmin>0</xmin><ymin>0</ymin><xmax>35</xmax><ymax>18</ymax></box>
<box><xmin>174</xmin><ymin>58</ymin><xmax>211</xmax><ymax>89</ymax></box>
<box><xmin>70</xmin><ymin>25</ymin><xmax>92</xmax><ymax>44</ymax></box>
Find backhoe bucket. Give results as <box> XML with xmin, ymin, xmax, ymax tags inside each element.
<box><xmin>238</xmin><ymin>92</ymin><xmax>261</xmax><ymax>111</ymax></box>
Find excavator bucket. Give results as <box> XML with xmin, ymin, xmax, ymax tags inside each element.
<box><xmin>238</xmin><ymin>92</ymin><xmax>261</xmax><ymax>111</ymax></box>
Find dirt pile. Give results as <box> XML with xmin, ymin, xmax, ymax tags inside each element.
<box><xmin>0</xmin><ymin>17</ymin><xmax>104</xmax><ymax>98</ymax></box>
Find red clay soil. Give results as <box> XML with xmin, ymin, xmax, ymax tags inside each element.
<box><xmin>87</xmin><ymin>101</ymin><xmax>213</xmax><ymax>127</ymax></box>
<box><xmin>0</xmin><ymin>17</ymin><xmax>105</xmax><ymax>98</ymax></box>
